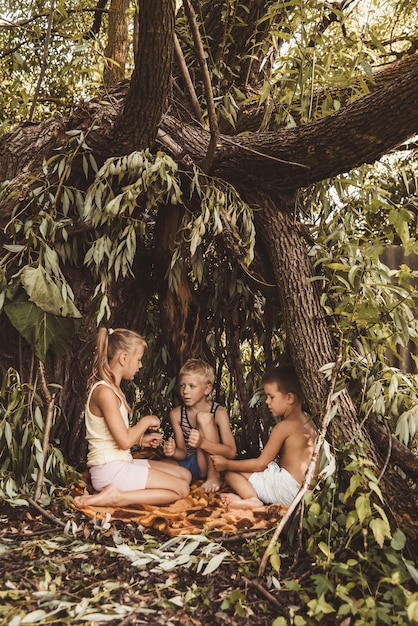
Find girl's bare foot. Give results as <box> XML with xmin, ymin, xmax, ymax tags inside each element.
<box><xmin>73</xmin><ymin>484</ymin><xmax>120</xmax><ymax>508</ymax></box>
<box><xmin>220</xmin><ymin>492</ymin><xmax>264</xmax><ymax>510</ymax></box>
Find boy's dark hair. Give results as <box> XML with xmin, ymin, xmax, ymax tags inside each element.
<box><xmin>262</xmin><ymin>363</ymin><xmax>303</xmax><ymax>402</ymax></box>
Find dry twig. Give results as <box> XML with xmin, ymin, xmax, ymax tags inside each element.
<box><xmin>33</xmin><ymin>361</ymin><xmax>56</xmax><ymax>501</ymax></box>
<box><xmin>243</xmin><ymin>576</ymin><xmax>290</xmax><ymax>618</ymax></box>
<box><xmin>26</xmin><ymin>496</ymin><xmax>67</xmax><ymax>528</ymax></box>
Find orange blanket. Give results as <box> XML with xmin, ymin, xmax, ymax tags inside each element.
<box><xmin>70</xmin><ymin>480</ymin><xmax>287</xmax><ymax>536</ymax></box>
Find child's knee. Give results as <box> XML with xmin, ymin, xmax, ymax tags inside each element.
<box><xmin>177</xmin><ymin>480</ymin><xmax>190</xmax><ymax>499</ymax></box>
<box><xmin>196</xmin><ymin>411</ymin><xmax>213</xmax><ymax>427</ymax></box>
<box><xmin>196</xmin><ymin>411</ymin><xmax>219</xmax><ymax>439</ymax></box>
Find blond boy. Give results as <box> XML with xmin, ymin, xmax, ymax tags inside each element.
<box><xmin>164</xmin><ymin>359</ymin><xmax>236</xmax><ymax>493</ymax></box>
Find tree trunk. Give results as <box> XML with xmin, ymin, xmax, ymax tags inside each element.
<box><xmin>111</xmin><ymin>0</ymin><xmax>176</xmax><ymax>152</ymax></box>
<box><xmin>254</xmin><ymin>196</ymin><xmax>357</xmax><ymax>425</ymax></box>
<box><xmin>103</xmin><ymin>0</ymin><xmax>130</xmax><ymax>89</ymax></box>
<box><xmin>254</xmin><ymin>197</ymin><xmax>418</xmax><ymax>541</ymax></box>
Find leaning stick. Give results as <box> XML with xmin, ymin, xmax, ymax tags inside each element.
<box><xmin>33</xmin><ymin>361</ymin><xmax>56</xmax><ymax>501</ymax></box>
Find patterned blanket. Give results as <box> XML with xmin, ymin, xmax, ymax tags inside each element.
<box><xmin>70</xmin><ymin>479</ymin><xmax>287</xmax><ymax>537</ymax></box>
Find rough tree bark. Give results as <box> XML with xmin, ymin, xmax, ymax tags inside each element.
<box><xmin>160</xmin><ymin>54</ymin><xmax>418</xmax><ymax>196</ymax></box>
<box><xmin>103</xmin><ymin>0</ymin><xmax>130</xmax><ymax>89</ymax></box>
<box><xmin>111</xmin><ymin>0</ymin><xmax>176</xmax><ymax>152</ymax></box>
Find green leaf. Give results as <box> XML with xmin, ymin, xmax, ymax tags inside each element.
<box><xmin>270</xmin><ymin>551</ymin><xmax>281</xmax><ymax>573</ymax></box>
<box><xmin>307</xmin><ymin>593</ymin><xmax>336</xmax><ymax>616</ymax></box>
<box><xmin>343</xmin><ymin>474</ymin><xmax>363</xmax><ymax>500</ymax></box>
<box><xmin>325</xmin><ymin>262</ymin><xmax>351</xmax><ymax>271</ymax></box>
<box><xmin>372</xmin><ymin>503</ymin><xmax>390</xmax><ymax>525</ymax></box>
<box><xmin>368</xmin><ymin>480</ymin><xmax>384</xmax><ymax>502</ymax></box>
<box><xmin>369</xmin><ymin>518</ymin><xmax>391</xmax><ymax>547</ymax></box>
<box><xmin>21</xmin><ymin>266</ymin><xmax>81</xmax><ymax>318</ymax></box>
<box><xmin>388</xmin><ymin>207</ymin><xmax>411</xmax><ymax>246</ymax></box>
<box><xmin>3</xmin><ymin>244</ymin><xmax>26</xmax><ymax>253</ymax></box>
<box><xmin>345</xmin><ymin>509</ymin><xmax>358</xmax><ymax>531</ymax></box>
<box><xmin>4</xmin><ymin>287</ymin><xmax>81</xmax><ymax>360</ymax></box>
<box><xmin>202</xmin><ymin>551</ymin><xmax>228</xmax><ymax>574</ymax></box>
<box><xmin>21</xmin><ymin>609</ymin><xmax>48</xmax><ymax>623</ymax></box>
<box><xmin>318</xmin><ymin>542</ymin><xmax>334</xmax><ymax>560</ymax></box>
<box><xmin>403</xmin><ymin>559</ymin><xmax>418</xmax><ymax>585</ymax></box>
<box><xmin>407</xmin><ymin>599</ymin><xmax>418</xmax><ymax>623</ymax></box>
<box><xmin>391</xmin><ymin>529</ymin><xmax>406</xmax><ymax>551</ymax></box>
<box><xmin>355</xmin><ymin>494</ymin><xmax>371</xmax><ymax>524</ymax></box>
<box><xmin>176</xmin><ymin>539</ymin><xmax>201</xmax><ymax>555</ymax></box>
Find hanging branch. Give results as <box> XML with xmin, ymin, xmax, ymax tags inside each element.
<box><xmin>223</xmin><ymin>285</ymin><xmax>261</xmax><ymax>456</ymax></box>
<box><xmin>33</xmin><ymin>361</ymin><xmax>57</xmax><ymax>501</ymax></box>
<box><xmin>258</xmin><ymin>332</ymin><xmax>343</xmax><ymax>577</ymax></box>
<box><xmin>182</xmin><ymin>0</ymin><xmax>219</xmax><ymax>173</ymax></box>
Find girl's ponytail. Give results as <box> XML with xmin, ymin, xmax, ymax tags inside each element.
<box><xmin>88</xmin><ymin>327</ymin><xmax>147</xmax><ymax>414</ymax></box>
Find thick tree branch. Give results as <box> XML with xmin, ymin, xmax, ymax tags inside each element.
<box><xmin>160</xmin><ymin>53</ymin><xmax>418</xmax><ymax>196</ymax></box>
<box><xmin>2</xmin><ymin>52</ymin><xmax>418</xmax><ymax>203</ymax></box>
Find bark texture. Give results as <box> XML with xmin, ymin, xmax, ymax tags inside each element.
<box><xmin>161</xmin><ymin>54</ymin><xmax>418</xmax><ymax>196</ymax></box>
<box><xmin>111</xmin><ymin>0</ymin><xmax>176</xmax><ymax>152</ymax></box>
<box><xmin>103</xmin><ymin>0</ymin><xmax>130</xmax><ymax>89</ymax></box>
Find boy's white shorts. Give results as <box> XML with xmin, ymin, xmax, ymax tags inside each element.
<box><xmin>249</xmin><ymin>462</ymin><xmax>300</xmax><ymax>506</ymax></box>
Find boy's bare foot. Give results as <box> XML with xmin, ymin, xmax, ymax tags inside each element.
<box><xmin>220</xmin><ymin>492</ymin><xmax>264</xmax><ymax>510</ymax></box>
<box><xmin>201</xmin><ymin>475</ymin><xmax>221</xmax><ymax>493</ymax></box>
<box><xmin>73</xmin><ymin>484</ymin><xmax>120</xmax><ymax>508</ymax></box>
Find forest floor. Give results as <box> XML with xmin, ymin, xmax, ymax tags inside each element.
<box><xmin>0</xmin><ymin>495</ymin><xmax>297</xmax><ymax>626</ymax></box>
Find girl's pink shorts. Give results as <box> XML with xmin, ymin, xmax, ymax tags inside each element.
<box><xmin>89</xmin><ymin>459</ymin><xmax>150</xmax><ymax>492</ymax></box>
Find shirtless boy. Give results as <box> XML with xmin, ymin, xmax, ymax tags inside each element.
<box><xmin>211</xmin><ymin>363</ymin><xmax>317</xmax><ymax>509</ymax></box>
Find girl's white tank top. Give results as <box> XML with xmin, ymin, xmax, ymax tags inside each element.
<box><xmin>85</xmin><ymin>380</ymin><xmax>132</xmax><ymax>467</ymax></box>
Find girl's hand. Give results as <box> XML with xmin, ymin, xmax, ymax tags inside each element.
<box><xmin>142</xmin><ymin>431</ymin><xmax>163</xmax><ymax>448</ymax></box>
<box><xmin>163</xmin><ymin>438</ymin><xmax>176</xmax><ymax>457</ymax></box>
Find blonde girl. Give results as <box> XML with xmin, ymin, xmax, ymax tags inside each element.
<box><xmin>74</xmin><ymin>328</ymin><xmax>191</xmax><ymax>508</ymax></box>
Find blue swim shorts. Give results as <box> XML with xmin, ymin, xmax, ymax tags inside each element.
<box><xmin>178</xmin><ymin>452</ymin><xmax>205</xmax><ymax>481</ymax></box>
